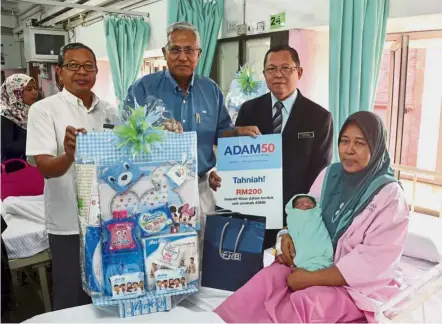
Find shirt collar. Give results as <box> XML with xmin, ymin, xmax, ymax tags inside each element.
<box><xmin>165</xmin><ymin>69</ymin><xmax>195</xmax><ymax>94</ymax></box>
<box><xmin>61</xmin><ymin>88</ymin><xmax>100</xmax><ymax>113</ymax></box>
<box><xmin>271</xmin><ymin>89</ymin><xmax>298</xmax><ymax>114</ymax></box>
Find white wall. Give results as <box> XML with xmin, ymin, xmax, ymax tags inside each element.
<box><xmin>75</xmin><ymin>22</ymin><xmax>108</xmax><ymax>59</ymax></box>
<box><xmin>1</xmin><ymin>34</ymin><xmax>24</xmax><ymax>69</ymax></box>
<box><xmin>417</xmin><ymin>48</ymin><xmax>442</xmax><ymax>172</ymax></box>
<box><xmin>1</xmin><ymin>14</ymin><xmax>17</xmax><ymax>29</ymax></box>
<box><xmin>74</xmin><ymin>0</ymin><xmax>167</xmax><ymax>60</ymax></box>
<box><xmin>73</xmin><ymin>0</ymin><xmax>168</xmax><ymax>104</ymax></box>
<box><xmin>222</xmin><ymin>0</ymin><xmax>442</xmax><ymax>38</ymax></box>
<box><xmin>389</xmin><ymin>0</ymin><xmax>442</xmax><ymax>18</ymax></box>
<box><xmin>289</xmin><ymin>29</ymin><xmax>329</xmax><ymax>109</ymax></box>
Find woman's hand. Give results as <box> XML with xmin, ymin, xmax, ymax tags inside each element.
<box><xmin>162</xmin><ymin>119</ymin><xmax>183</xmax><ymax>133</ymax></box>
<box><xmin>286</xmin><ymin>268</ymin><xmax>314</xmax><ymax>292</ymax></box>
<box><xmin>276</xmin><ymin>234</ymin><xmax>296</xmax><ymax>267</ymax></box>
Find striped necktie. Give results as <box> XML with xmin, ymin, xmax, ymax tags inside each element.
<box><xmin>272</xmin><ymin>101</ymin><xmax>284</xmax><ymax>133</ymax></box>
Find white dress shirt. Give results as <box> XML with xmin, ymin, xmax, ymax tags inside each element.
<box><xmin>26</xmin><ymin>88</ymin><xmax>117</xmax><ymax>234</ymax></box>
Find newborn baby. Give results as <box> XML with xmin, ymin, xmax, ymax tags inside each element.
<box><xmin>285</xmin><ymin>194</ymin><xmax>334</xmax><ymax>271</ymax></box>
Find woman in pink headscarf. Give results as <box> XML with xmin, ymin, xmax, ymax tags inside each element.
<box><xmin>215</xmin><ymin>112</ymin><xmax>409</xmax><ymax>323</ymax></box>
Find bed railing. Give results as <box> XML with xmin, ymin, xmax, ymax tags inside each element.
<box><xmin>376</xmin><ymin>263</ymin><xmax>442</xmax><ymax>323</ymax></box>
<box><xmin>392</xmin><ymin>164</ymin><xmax>442</xmax><ymax>217</ymax></box>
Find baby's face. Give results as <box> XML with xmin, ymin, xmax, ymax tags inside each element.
<box><xmin>293</xmin><ymin>197</ymin><xmax>316</xmax><ymax>210</ymax></box>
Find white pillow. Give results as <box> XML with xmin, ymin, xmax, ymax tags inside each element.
<box><xmin>403</xmin><ymin>213</ymin><xmax>442</xmax><ymax>263</ymax></box>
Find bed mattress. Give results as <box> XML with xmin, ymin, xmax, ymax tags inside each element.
<box><xmin>384</xmin><ymin>256</ymin><xmax>442</xmax><ymax>323</ymax></box>
<box><xmin>186</xmin><ymin>250</ymin><xmax>442</xmax><ymax>322</ymax></box>
<box><xmin>23</xmin><ymin>303</ymin><xmax>224</xmax><ymax>323</ymax></box>
<box><xmin>1</xmin><ymin>196</ymin><xmax>48</xmax><ymax>259</ymax></box>
<box><xmin>21</xmin><ymin>250</ymin><xmax>442</xmax><ymax>323</ymax></box>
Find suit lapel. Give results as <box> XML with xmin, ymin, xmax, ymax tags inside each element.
<box><xmin>282</xmin><ymin>90</ymin><xmax>304</xmax><ymax>138</ymax></box>
<box><xmin>261</xmin><ymin>93</ymin><xmax>273</xmax><ymax>134</ymax></box>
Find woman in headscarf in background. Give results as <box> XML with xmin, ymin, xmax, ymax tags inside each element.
<box><xmin>1</xmin><ymin>74</ymin><xmax>38</xmax><ymax>163</ymax></box>
<box><xmin>215</xmin><ymin>111</ymin><xmax>409</xmax><ymax>323</ymax></box>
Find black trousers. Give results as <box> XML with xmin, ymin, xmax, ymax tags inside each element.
<box><xmin>48</xmin><ymin>234</ymin><xmax>91</xmax><ymax>311</ymax></box>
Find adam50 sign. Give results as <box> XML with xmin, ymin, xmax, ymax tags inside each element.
<box><xmin>224</xmin><ymin>143</ymin><xmax>275</xmax><ymax>156</ymax></box>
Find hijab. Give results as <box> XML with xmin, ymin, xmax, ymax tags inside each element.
<box><xmin>0</xmin><ymin>74</ymin><xmax>34</xmax><ymax>129</ymax></box>
<box><xmin>321</xmin><ymin>111</ymin><xmax>398</xmax><ymax>249</ymax></box>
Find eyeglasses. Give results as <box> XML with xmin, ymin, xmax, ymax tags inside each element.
<box><xmin>166</xmin><ymin>46</ymin><xmax>201</xmax><ymax>57</ymax></box>
<box><xmin>263</xmin><ymin>66</ymin><xmax>298</xmax><ymax>76</ymax></box>
<box><xmin>62</xmin><ymin>63</ymin><xmax>98</xmax><ymax>72</ymax></box>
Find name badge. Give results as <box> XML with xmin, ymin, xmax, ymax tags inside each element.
<box><xmin>298</xmin><ymin>132</ymin><xmax>314</xmax><ymax>139</ymax></box>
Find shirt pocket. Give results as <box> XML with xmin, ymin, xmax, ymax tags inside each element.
<box><xmin>200</xmin><ymin>111</ymin><xmax>217</xmax><ymax>125</ymax></box>
<box><xmin>197</xmin><ymin>111</ymin><xmax>217</xmax><ymax>146</ymax></box>
<box><xmin>295</xmin><ymin>131</ymin><xmax>315</xmax><ymax>154</ymax></box>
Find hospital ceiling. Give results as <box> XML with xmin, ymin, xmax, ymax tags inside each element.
<box><xmin>1</xmin><ymin>0</ymin><xmax>153</xmax><ymax>33</ymax></box>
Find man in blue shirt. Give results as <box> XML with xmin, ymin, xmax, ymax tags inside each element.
<box><xmin>125</xmin><ymin>21</ymin><xmax>259</xmax><ymax>231</ymax></box>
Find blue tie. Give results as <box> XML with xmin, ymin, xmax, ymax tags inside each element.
<box><xmin>272</xmin><ymin>101</ymin><xmax>284</xmax><ymax>133</ymax></box>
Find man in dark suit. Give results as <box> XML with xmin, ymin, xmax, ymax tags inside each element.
<box><xmin>235</xmin><ymin>45</ymin><xmax>333</xmax><ymax>249</ymax></box>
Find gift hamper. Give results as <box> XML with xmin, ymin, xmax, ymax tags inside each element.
<box><xmin>74</xmin><ymin>98</ymin><xmax>200</xmax><ymax>318</ymax></box>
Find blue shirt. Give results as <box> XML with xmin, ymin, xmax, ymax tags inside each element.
<box><xmin>124</xmin><ymin>70</ymin><xmax>234</xmax><ymax>176</ymax></box>
<box><xmin>270</xmin><ymin>89</ymin><xmax>298</xmax><ymax>132</ymax></box>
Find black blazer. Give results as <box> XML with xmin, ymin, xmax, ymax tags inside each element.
<box><xmin>235</xmin><ymin>91</ymin><xmax>333</xmax><ymax>226</ymax></box>
<box><xmin>1</xmin><ymin>116</ymin><xmax>27</xmax><ymax>163</ymax></box>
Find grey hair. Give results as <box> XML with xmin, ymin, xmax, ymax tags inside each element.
<box><xmin>58</xmin><ymin>42</ymin><xmax>97</xmax><ymax>67</ymax></box>
<box><xmin>166</xmin><ymin>21</ymin><xmax>201</xmax><ymax>48</ymax></box>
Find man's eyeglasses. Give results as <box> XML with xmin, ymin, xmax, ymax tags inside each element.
<box><xmin>62</xmin><ymin>63</ymin><xmax>98</xmax><ymax>72</ymax></box>
<box><xmin>166</xmin><ymin>46</ymin><xmax>201</xmax><ymax>57</ymax></box>
<box><xmin>264</xmin><ymin>66</ymin><xmax>298</xmax><ymax>76</ymax></box>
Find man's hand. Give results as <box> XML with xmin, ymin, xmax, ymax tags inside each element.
<box><xmin>286</xmin><ymin>268</ymin><xmax>314</xmax><ymax>292</ymax></box>
<box><xmin>209</xmin><ymin>170</ymin><xmax>222</xmax><ymax>191</ymax></box>
<box><xmin>163</xmin><ymin>119</ymin><xmax>183</xmax><ymax>133</ymax></box>
<box><xmin>276</xmin><ymin>234</ymin><xmax>296</xmax><ymax>267</ymax></box>
<box><xmin>64</xmin><ymin>126</ymin><xmax>86</xmax><ymax>161</ymax></box>
<box><xmin>235</xmin><ymin>126</ymin><xmax>261</xmax><ymax>137</ymax></box>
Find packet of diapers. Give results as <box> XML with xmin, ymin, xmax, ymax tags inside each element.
<box><xmin>103</xmin><ymin>252</ymin><xmax>145</xmax><ymax>299</ymax></box>
<box><xmin>142</xmin><ymin>232</ymin><xmax>198</xmax><ymax>291</ymax></box>
<box><xmin>109</xmin><ymin>272</ymin><xmax>145</xmax><ymax>300</ymax></box>
<box><xmin>154</xmin><ymin>267</ymin><xmax>187</xmax><ymax>295</ymax></box>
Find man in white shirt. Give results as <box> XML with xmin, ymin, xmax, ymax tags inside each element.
<box><xmin>26</xmin><ymin>43</ymin><xmax>116</xmax><ymax>310</ymax></box>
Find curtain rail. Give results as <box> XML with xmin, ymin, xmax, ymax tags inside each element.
<box><xmin>8</xmin><ymin>0</ymin><xmax>149</xmax><ymax>17</ymax></box>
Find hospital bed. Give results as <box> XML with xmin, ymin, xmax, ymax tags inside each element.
<box><xmin>1</xmin><ymin>195</ymin><xmax>52</xmax><ymax>312</ymax></box>
<box><xmin>24</xmin><ymin>234</ymin><xmax>442</xmax><ymax>323</ymax></box>
<box><xmin>183</xmin><ymin>249</ymin><xmax>442</xmax><ymax>323</ymax></box>
<box><xmin>22</xmin><ymin>201</ymin><xmax>442</xmax><ymax>323</ymax></box>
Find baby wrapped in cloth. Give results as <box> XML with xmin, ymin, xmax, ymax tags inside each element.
<box><xmin>285</xmin><ymin>194</ymin><xmax>334</xmax><ymax>270</ymax></box>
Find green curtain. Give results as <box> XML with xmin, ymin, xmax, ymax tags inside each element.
<box><xmin>104</xmin><ymin>15</ymin><xmax>150</xmax><ymax>110</ymax></box>
<box><xmin>167</xmin><ymin>0</ymin><xmax>224</xmax><ymax>77</ymax></box>
<box><xmin>329</xmin><ymin>0</ymin><xmax>389</xmax><ymax>160</ymax></box>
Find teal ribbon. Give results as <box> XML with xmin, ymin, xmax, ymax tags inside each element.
<box><xmin>114</xmin><ymin>106</ymin><xmax>166</xmax><ymax>157</ymax></box>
